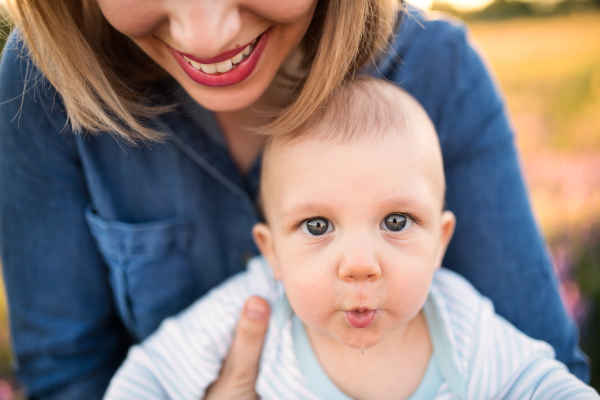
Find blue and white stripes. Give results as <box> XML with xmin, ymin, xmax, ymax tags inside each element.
<box><xmin>104</xmin><ymin>259</ymin><xmax>598</xmax><ymax>399</ymax></box>
<box><xmin>433</xmin><ymin>268</ymin><xmax>597</xmax><ymax>399</ymax></box>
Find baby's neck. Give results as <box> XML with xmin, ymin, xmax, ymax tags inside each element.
<box><xmin>306</xmin><ymin>311</ymin><xmax>432</xmax><ymax>400</ymax></box>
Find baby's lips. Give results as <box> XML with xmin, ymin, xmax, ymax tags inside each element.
<box><xmin>343</xmin><ymin>309</ymin><xmax>379</xmax><ymax>329</ymax></box>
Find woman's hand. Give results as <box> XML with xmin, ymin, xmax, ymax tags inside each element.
<box><xmin>204</xmin><ymin>296</ymin><xmax>270</xmax><ymax>400</ymax></box>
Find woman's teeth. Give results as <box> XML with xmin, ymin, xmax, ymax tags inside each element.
<box><xmin>183</xmin><ymin>42</ymin><xmax>255</xmax><ymax>75</ymax></box>
<box><xmin>231</xmin><ymin>52</ymin><xmax>243</xmax><ymax>64</ymax></box>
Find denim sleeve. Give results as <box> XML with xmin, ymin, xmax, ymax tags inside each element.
<box><xmin>435</xmin><ymin>24</ymin><xmax>589</xmax><ymax>381</ymax></box>
<box><xmin>0</xmin><ymin>33</ymin><xmax>129</xmax><ymax>399</ymax></box>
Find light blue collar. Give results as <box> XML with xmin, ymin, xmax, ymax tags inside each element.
<box><xmin>291</xmin><ymin>296</ymin><xmax>451</xmax><ymax>400</ymax></box>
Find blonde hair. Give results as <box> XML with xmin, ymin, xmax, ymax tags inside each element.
<box><xmin>5</xmin><ymin>0</ymin><xmax>400</xmax><ymax>144</ymax></box>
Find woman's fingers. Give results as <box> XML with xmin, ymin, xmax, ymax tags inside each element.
<box><xmin>204</xmin><ymin>296</ymin><xmax>270</xmax><ymax>400</ymax></box>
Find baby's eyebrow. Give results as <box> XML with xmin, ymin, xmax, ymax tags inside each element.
<box><xmin>279</xmin><ymin>202</ymin><xmax>334</xmax><ymax>220</ymax></box>
<box><xmin>278</xmin><ymin>196</ymin><xmax>434</xmax><ymax>221</ymax></box>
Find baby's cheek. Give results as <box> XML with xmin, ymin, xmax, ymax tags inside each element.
<box><xmin>283</xmin><ymin>274</ymin><xmax>333</xmax><ymax>325</ymax></box>
<box><xmin>387</xmin><ymin>268</ymin><xmax>433</xmax><ymax>318</ymax></box>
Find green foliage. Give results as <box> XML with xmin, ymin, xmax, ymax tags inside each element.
<box><xmin>548</xmin><ymin>62</ymin><xmax>600</xmax><ymax>150</ymax></box>
<box><xmin>476</xmin><ymin>0</ymin><xmax>535</xmax><ymax>19</ymax></box>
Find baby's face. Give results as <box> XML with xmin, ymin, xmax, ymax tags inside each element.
<box><xmin>253</xmin><ymin>130</ymin><xmax>455</xmax><ymax>351</ymax></box>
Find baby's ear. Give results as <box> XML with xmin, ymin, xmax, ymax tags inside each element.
<box><xmin>435</xmin><ymin>210</ymin><xmax>456</xmax><ymax>269</ymax></box>
<box><xmin>252</xmin><ymin>223</ymin><xmax>282</xmax><ymax>280</ymax></box>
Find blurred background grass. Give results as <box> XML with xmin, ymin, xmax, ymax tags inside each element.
<box><xmin>0</xmin><ymin>1</ymin><xmax>599</xmax><ymax>398</ymax></box>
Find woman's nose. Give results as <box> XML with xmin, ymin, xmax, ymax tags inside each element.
<box><xmin>338</xmin><ymin>241</ymin><xmax>382</xmax><ymax>282</ymax></box>
<box><xmin>168</xmin><ymin>0</ymin><xmax>242</xmax><ymax>57</ymax></box>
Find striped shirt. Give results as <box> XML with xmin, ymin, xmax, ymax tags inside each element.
<box><xmin>104</xmin><ymin>257</ymin><xmax>598</xmax><ymax>399</ymax></box>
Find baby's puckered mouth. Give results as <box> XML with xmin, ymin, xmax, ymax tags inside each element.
<box><xmin>343</xmin><ymin>309</ymin><xmax>379</xmax><ymax>329</ymax></box>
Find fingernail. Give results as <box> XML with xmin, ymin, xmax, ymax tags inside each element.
<box><xmin>245</xmin><ymin>298</ymin><xmax>267</xmax><ymax>321</ymax></box>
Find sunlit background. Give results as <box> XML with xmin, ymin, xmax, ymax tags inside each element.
<box><xmin>1</xmin><ymin>1</ymin><xmax>599</xmax><ymax>398</ymax></box>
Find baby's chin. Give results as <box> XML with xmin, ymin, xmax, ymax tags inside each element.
<box><xmin>334</xmin><ymin>328</ymin><xmax>387</xmax><ymax>351</ymax></box>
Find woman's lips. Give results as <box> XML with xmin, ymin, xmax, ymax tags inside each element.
<box><xmin>166</xmin><ymin>28</ymin><xmax>271</xmax><ymax>88</ymax></box>
<box><xmin>179</xmin><ymin>37</ymin><xmax>255</xmax><ymax>64</ymax></box>
<box><xmin>343</xmin><ymin>309</ymin><xmax>379</xmax><ymax>329</ymax></box>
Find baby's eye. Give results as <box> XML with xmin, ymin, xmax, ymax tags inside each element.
<box><xmin>301</xmin><ymin>217</ymin><xmax>333</xmax><ymax>236</ymax></box>
<box><xmin>381</xmin><ymin>214</ymin><xmax>413</xmax><ymax>232</ymax></box>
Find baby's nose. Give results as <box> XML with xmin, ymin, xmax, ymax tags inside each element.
<box><xmin>338</xmin><ymin>244</ymin><xmax>381</xmax><ymax>282</ymax></box>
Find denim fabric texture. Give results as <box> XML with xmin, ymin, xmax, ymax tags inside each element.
<box><xmin>0</xmin><ymin>8</ymin><xmax>589</xmax><ymax>400</ymax></box>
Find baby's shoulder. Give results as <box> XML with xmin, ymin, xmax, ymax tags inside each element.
<box><xmin>431</xmin><ymin>267</ymin><xmax>554</xmax><ymax>359</ymax></box>
<box><xmin>430</xmin><ymin>269</ymin><xmax>567</xmax><ymax>398</ymax></box>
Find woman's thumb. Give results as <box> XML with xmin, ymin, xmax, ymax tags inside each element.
<box><xmin>205</xmin><ymin>296</ymin><xmax>270</xmax><ymax>400</ymax></box>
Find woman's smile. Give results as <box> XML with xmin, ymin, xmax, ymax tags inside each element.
<box><xmin>166</xmin><ymin>28</ymin><xmax>271</xmax><ymax>87</ymax></box>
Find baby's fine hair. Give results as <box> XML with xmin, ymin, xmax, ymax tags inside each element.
<box><xmin>266</xmin><ymin>75</ymin><xmax>437</xmax><ymax>148</ymax></box>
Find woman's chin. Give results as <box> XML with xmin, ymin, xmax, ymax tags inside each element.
<box><xmin>173</xmin><ymin>51</ymin><xmax>282</xmax><ymax>114</ymax></box>
<box><xmin>182</xmin><ymin>84</ymin><xmax>266</xmax><ymax>113</ymax></box>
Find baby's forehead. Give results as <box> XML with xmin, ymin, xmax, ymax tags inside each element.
<box><xmin>265</xmin><ymin>122</ymin><xmax>440</xmax><ymax>174</ymax></box>
<box><xmin>262</xmin><ymin>125</ymin><xmax>444</xmax><ymax>201</ymax></box>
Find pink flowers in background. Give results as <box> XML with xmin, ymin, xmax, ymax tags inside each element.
<box><xmin>522</xmin><ymin>151</ymin><xmax>600</xmax><ymax>240</ymax></box>
<box><xmin>552</xmin><ymin>244</ymin><xmax>589</xmax><ymax>323</ymax></box>
<box><xmin>521</xmin><ymin>151</ymin><xmax>600</xmax><ymax>323</ymax></box>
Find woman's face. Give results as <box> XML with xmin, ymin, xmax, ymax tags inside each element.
<box><xmin>97</xmin><ymin>0</ymin><xmax>317</xmax><ymax>111</ymax></box>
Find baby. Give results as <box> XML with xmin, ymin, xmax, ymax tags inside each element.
<box><xmin>104</xmin><ymin>77</ymin><xmax>597</xmax><ymax>400</ymax></box>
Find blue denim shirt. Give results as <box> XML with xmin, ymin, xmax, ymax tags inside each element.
<box><xmin>0</xmin><ymin>9</ymin><xmax>589</xmax><ymax>400</ymax></box>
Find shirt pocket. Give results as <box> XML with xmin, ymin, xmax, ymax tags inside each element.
<box><xmin>85</xmin><ymin>205</ymin><xmax>196</xmax><ymax>341</ymax></box>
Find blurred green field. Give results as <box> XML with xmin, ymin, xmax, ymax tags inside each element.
<box><xmin>0</xmin><ymin>8</ymin><xmax>599</xmax><ymax>397</ymax></box>
<box><xmin>468</xmin><ymin>12</ymin><xmax>600</xmax><ymax>239</ymax></box>
<box><xmin>471</xmin><ymin>13</ymin><xmax>600</xmax><ymax>150</ymax></box>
